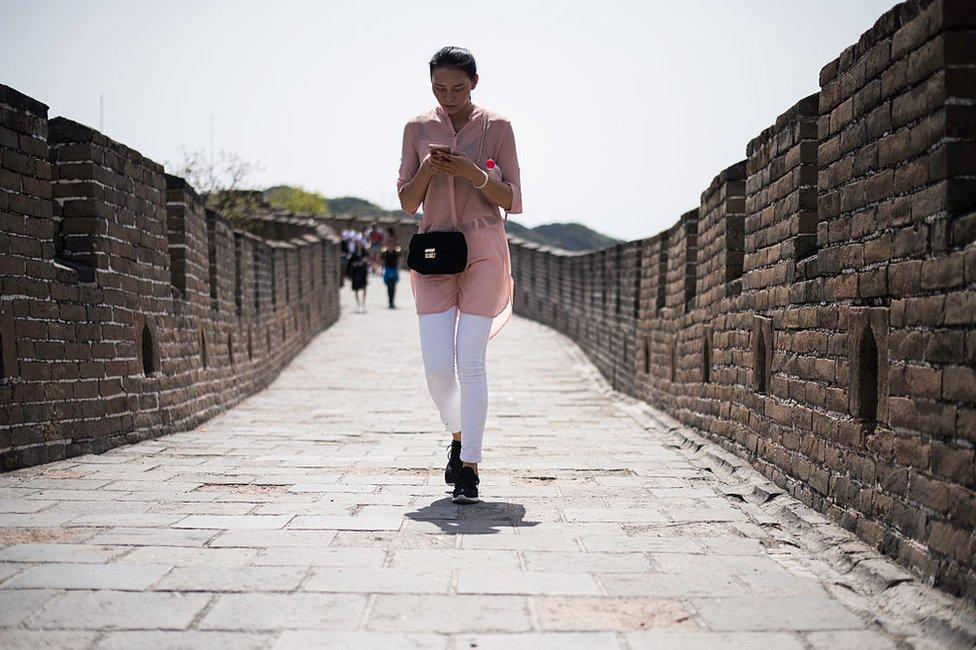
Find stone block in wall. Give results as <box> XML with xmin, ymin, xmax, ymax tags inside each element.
<box><xmin>818</xmin><ymin>0</ymin><xmax>976</xmax><ymax>274</ymax></box>
<box><xmin>250</xmin><ymin>233</ymin><xmax>271</xmax><ymax>319</ymax></box>
<box><xmin>650</xmin><ymin>232</ymin><xmax>668</xmax><ymax>316</ymax></box>
<box><xmin>164</xmin><ymin>174</ymin><xmax>208</xmax><ymax>302</ymax></box>
<box><xmin>1</xmin><ymin>85</ymin><xmax>52</xmax><ymax>386</ymax></box>
<box><xmin>745</xmin><ymin>93</ymin><xmax>819</xmax><ymax>297</ymax></box>
<box><xmin>48</xmin><ymin>118</ymin><xmax>168</xmax><ymax>291</ymax></box>
<box><xmin>697</xmin><ymin>161</ymin><xmax>747</xmax><ymax>309</ymax></box>
<box><xmin>664</xmin><ymin>209</ymin><xmax>698</xmax><ymax>316</ymax></box>
<box><xmin>234</xmin><ymin>232</ymin><xmax>244</xmax><ymax>318</ymax></box>
<box><xmin>205</xmin><ymin>209</ymin><xmax>220</xmax><ymax>312</ymax></box>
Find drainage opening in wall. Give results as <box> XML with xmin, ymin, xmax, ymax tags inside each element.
<box><xmin>752</xmin><ymin>316</ymin><xmax>772</xmax><ymax>395</ymax></box>
<box><xmin>857</xmin><ymin>325</ymin><xmax>879</xmax><ymax>426</ymax></box>
<box><xmin>227</xmin><ymin>332</ymin><xmax>234</xmax><ymax>365</ymax></box>
<box><xmin>247</xmin><ymin>327</ymin><xmax>253</xmax><ymax>360</ymax></box>
<box><xmin>755</xmin><ymin>327</ymin><xmax>767</xmax><ymax>394</ymax></box>
<box><xmin>141</xmin><ymin>321</ymin><xmax>157</xmax><ymax>376</ymax></box>
<box><xmin>702</xmin><ymin>329</ymin><xmax>711</xmax><ymax>384</ymax></box>
<box><xmin>643</xmin><ymin>336</ymin><xmax>651</xmax><ymax>374</ymax></box>
<box><xmin>847</xmin><ymin>308</ymin><xmax>888</xmax><ymax>431</ymax></box>
<box><xmin>266</xmin><ymin>329</ymin><xmax>272</xmax><ymax>356</ymax></box>
<box><xmin>668</xmin><ymin>337</ymin><xmax>677</xmax><ymax>383</ymax></box>
<box><xmin>200</xmin><ymin>327</ymin><xmax>208</xmax><ymax>368</ymax></box>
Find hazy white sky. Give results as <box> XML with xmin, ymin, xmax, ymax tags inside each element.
<box><xmin>1</xmin><ymin>0</ymin><xmax>895</xmax><ymax>241</ymax></box>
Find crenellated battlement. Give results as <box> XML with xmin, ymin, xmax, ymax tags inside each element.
<box><xmin>0</xmin><ymin>85</ymin><xmax>342</xmax><ymax>471</ymax></box>
<box><xmin>508</xmin><ymin>0</ymin><xmax>976</xmax><ymax>600</ymax></box>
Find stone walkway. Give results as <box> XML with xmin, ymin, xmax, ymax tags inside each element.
<box><xmin>1</xmin><ymin>272</ymin><xmax>974</xmax><ymax>649</ymax></box>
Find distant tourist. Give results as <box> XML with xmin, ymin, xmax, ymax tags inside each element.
<box><xmin>339</xmin><ymin>228</ymin><xmax>357</xmax><ymax>287</ymax></box>
<box><xmin>367</xmin><ymin>223</ymin><xmax>384</xmax><ymax>274</ymax></box>
<box><xmin>395</xmin><ymin>45</ymin><xmax>521</xmax><ymax>504</ymax></box>
<box><xmin>347</xmin><ymin>240</ymin><xmax>370</xmax><ymax>313</ymax></box>
<box><xmin>381</xmin><ymin>230</ymin><xmax>402</xmax><ymax>309</ymax></box>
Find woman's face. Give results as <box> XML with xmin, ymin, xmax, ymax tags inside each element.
<box><xmin>431</xmin><ymin>66</ymin><xmax>477</xmax><ymax>115</ymax></box>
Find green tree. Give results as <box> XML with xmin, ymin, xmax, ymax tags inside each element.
<box><xmin>264</xmin><ymin>185</ymin><xmax>330</xmax><ymax>215</ymax></box>
<box><xmin>168</xmin><ymin>147</ymin><xmax>264</xmax><ymax>229</ymax></box>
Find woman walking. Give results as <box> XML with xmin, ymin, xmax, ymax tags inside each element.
<box><xmin>347</xmin><ymin>240</ymin><xmax>370</xmax><ymax>313</ymax></box>
<box><xmin>396</xmin><ymin>46</ymin><xmax>521</xmax><ymax>504</ymax></box>
<box><xmin>382</xmin><ymin>229</ymin><xmax>402</xmax><ymax>309</ymax></box>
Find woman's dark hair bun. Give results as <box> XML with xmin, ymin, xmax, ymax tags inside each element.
<box><xmin>429</xmin><ymin>46</ymin><xmax>477</xmax><ymax>80</ymax></box>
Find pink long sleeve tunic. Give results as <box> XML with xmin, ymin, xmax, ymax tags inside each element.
<box><xmin>397</xmin><ymin>104</ymin><xmax>521</xmax><ymax>341</ymax></box>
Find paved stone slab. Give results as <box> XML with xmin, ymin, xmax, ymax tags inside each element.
<box><xmin>305</xmin><ymin>567</ymin><xmax>452</xmax><ymax>594</ymax></box>
<box><xmin>0</xmin><ymin>513</ymin><xmax>79</xmax><ymax>527</ymax></box>
<box><xmin>272</xmin><ymin>631</ymin><xmax>446</xmax><ymax>649</ymax></box>
<box><xmin>254</xmin><ymin>545</ymin><xmax>386</xmax><ymax>567</ymax></box>
<box><xmin>521</xmin><ymin>551</ymin><xmax>651</xmax><ymax>573</ymax></box>
<box><xmin>26</xmin><ymin>590</ymin><xmax>211</xmax><ymax>629</ymax></box>
<box><xmin>454</xmin><ymin>631</ymin><xmax>621</xmax><ymax>649</ymax></box>
<box><xmin>0</xmin><ymin>630</ymin><xmax>98</xmax><ymax>649</ymax></box>
<box><xmin>534</xmin><ymin>596</ymin><xmax>696</xmax><ymax>631</ymax></box>
<box><xmin>210</xmin><ymin>530</ymin><xmax>337</xmax><ymax>548</ymax></box>
<box><xmin>389</xmin><ymin>548</ymin><xmax>521</xmax><ymax>571</ymax></box>
<box><xmin>624</xmin><ymin>631</ymin><xmax>804</xmax><ymax>649</ymax></box>
<box><xmin>805</xmin><ymin>630</ymin><xmax>898</xmax><ymax>649</ymax></box>
<box><xmin>173</xmin><ymin>515</ymin><xmax>293</xmax><ymax>530</ymax></box>
<box><xmin>0</xmin><ymin>500</ymin><xmax>56</xmax><ymax>514</ymax></box>
<box><xmin>367</xmin><ymin>594</ymin><xmax>532</xmax><ymax>633</ymax></box>
<box><xmin>598</xmin><ymin>571</ymin><xmax>746</xmax><ymax>598</ymax></box>
<box><xmin>0</xmin><ymin>543</ymin><xmax>126</xmax><ymax>563</ymax></box>
<box><xmin>2</xmin><ymin>563</ymin><xmax>171</xmax><ymax>590</ymax></box>
<box><xmin>87</xmin><ymin>527</ymin><xmax>218</xmax><ymax>547</ymax></box>
<box><xmin>199</xmin><ymin>593</ymin><xmax>367</xmax><ymax>631</ymax></box>
<box><xmin>93</xmin><ymin>630</ymin><xmax>272</xmax><ymax>649</ymax></box>
<box><xmin>0</xmin><ymin>590</ymin><xmax>60</xmax><ymax>626</ymax></box>
<box><xmin>457</xmin><ymin>570</ymin><xmax>601</xmax><ymax>595</ymax></box>
<box><xmin>691</xmin><ymin>596</ymin><xmax>865</xmax><ymax>632</ymax></box>
<box><xmin>0</xmin><ymin>285</ymin><xmax>969</xmax><ymax>641</ymax></box>
<box><xmin>153</xmin><ymin>566</ymin><xmax>307</xmax><ymax>592</ymax></box>
<box><xmin>288</xmin><ymin>515</ymin><xmax>402</xmax><ymax>531</ymax></box>
<box><xmin>116</xmin><ymin>546</ymin><xmax>257</xmax><ymax>567</ymax></box>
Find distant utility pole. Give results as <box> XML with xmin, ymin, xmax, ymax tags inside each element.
<box><xmin>99</xmin><ymin>95</ymin><xmax>104</xmax><ymax>131</ymax></box>
<box><xmin>209</xmin><ymin>113</ymin><xmax>215</xmax><ymax>167</ymax></box>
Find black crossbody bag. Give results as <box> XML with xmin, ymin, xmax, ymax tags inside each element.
<box><xmin>407</xmin><ymin>117</ymin><xmax>490</xmax><ymax>275</ymax></box>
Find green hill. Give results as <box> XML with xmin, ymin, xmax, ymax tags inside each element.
<box><xmin>263</xmin><ymin>185</ymin><xmax>621</xmax><ymax>252</ymax></box>
<box><xmin>325</xmin><ymin>196</ymin><xmax>415</xmax><ymax>221</ymax></box>
<box><xmin>507</xmin><ymin>221</ymin><xmax>623</xmax><ymax>252</ymax></box>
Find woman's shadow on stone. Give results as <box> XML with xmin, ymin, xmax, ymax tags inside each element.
<box><xmin>405</xmin><ymin>496</ymin><xmax>540</xmax><ymax>535</ymax></box>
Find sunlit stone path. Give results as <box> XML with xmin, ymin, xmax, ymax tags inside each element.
<box><xmin>0</xmin><ymin>271</ymin><xmax>973</xmax><ymax>649</ymax></box>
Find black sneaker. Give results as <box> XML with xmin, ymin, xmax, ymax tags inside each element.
<box><xmin>444</xmin><ymin>440</ymin><xmax>463</xmax><ymax>484</ymax></box>
<box><xmin>452</xmin><ymin>466</ymin><xmax>480</xmax><ymax>504</ymax></box>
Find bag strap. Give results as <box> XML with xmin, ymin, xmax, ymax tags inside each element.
<box><xmin>453</xmin><ymin>116</ymin><xmax>490</xmax><ymax>230</ymax></box>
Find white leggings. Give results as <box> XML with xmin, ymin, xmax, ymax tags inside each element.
<box><xmin>417</xmin><ymin>305</ymin><xmax>492</xmax><ymax>463</ymax></box>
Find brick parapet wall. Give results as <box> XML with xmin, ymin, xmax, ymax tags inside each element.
<box><xmin>0</xmin><ymin>85</ymin><xmax>342</xmax><ymax>471</ymax></box>
<box><xmin>508</xmin><ymin>0</ymin><xmax>976</xmax><ymax>600</ymax></box>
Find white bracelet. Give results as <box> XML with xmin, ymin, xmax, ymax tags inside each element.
<box><xmin>473</xmin><ymin>168</ymin><xmax>489</xmax><ymax>189</ymax></box>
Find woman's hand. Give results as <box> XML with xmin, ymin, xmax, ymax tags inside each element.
<box><xmin>418</xmin><ymin>152</ymin><xmax>441</xmax><ymax>177</ymax></box>
<box><xmin>428</xmin><ymin>150</ymin><xmax>480</xmax><ymax>182</ymax></box>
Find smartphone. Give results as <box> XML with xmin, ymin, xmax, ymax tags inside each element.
<box><xmin>427</xmin><ymin>143</ymin><xmax>451</xmax><ymax>156</ymax></box>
